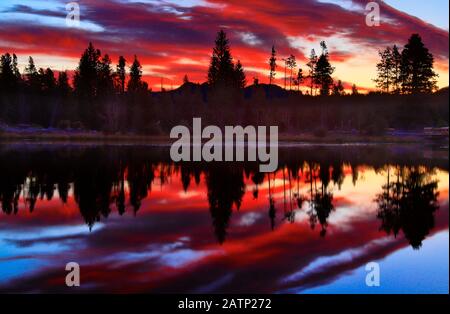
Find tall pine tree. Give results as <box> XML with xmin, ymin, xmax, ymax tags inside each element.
<box><xmin>306</xmin><ymin>49</ymin><xmax>318</xmax><ymax>95</ymax></box>
<box><xmin>234</xmin><ymin>60</ymin><xmax>246</xmax><ymax>89</ymax></box>
<box><xmin>374</xmin><ymin>47</ymin><xmax>394</xmax><ymax>93</ymax></box>
<box><xmin>116</xmin><ymin>56</ymin><xmax>126</xmax><ymax>94</ymax></box>
<box><xmin>269</xmin><ymin>45</ymin><xmax>277</xmax><ymax>85</ymax></box>
<box><xmin>127</xmin><ymin>55</ymin><xmax>144</xmax><ymax>93</ymax></box>
<box><xmin>314</xmin><ymin>42</ymin><xmax>334</xmax><ymax>96</ymax></box>
<box><xmin>74</xmin><ymin>42</ymin><xmax>102</xmax><ymax>128</ymax></box>
<box><xmin>400</xmin><ymin>34</ymin><xmax>437</xmax><ymax>94</ymax></box>
<box><xmin>207</xmin><ymin>30</ymin><xmax>238</xmax><ymax>88</ymax></box>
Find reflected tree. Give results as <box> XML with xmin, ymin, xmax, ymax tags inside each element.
<box><xmin>376</xmin><ymin>166</ymin><xmax>439</xmax><ymax>249</ymax></box>
<box><xmin>306</xmin><ymin>162</ymin><xmax>335</xmax><ymax>237</ymax></box>
<box><xmin>206</xmin><ymin>165</ymin><xmax>245</xmax><ymax>244</ymax></box>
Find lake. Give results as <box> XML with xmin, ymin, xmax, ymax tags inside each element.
<box><xmin>0</xmin><ymin>143</ymin><xmax>448</xmax><ymax>293</ymax></box>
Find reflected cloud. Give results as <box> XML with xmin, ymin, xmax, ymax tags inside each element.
<box><xmin>0</xmin><ymin>145</ymin><xmax>447</xmax><ymax>292</ymax></box>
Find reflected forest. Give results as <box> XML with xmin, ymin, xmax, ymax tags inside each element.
<box><xmin>0</xmin><ymin>145</ymin><xmax>444</xmax><ymax>250</ymax></box>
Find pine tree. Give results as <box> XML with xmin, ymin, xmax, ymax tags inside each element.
<box><xmin>320</xmin><ymin>41</ymin><xmax>328</xmax><ymax>55</ymax></box>
<box><xmin>207</xmin><ymin>30</ymin><xmax>235</xmax><ymax>87</ymax></box>
<box><xmin>234</xmin><ymin>60</ymin><xmax>246</xmax><ymax>89</ymax></box>
<box><xmin>57</xmin><ymin>71</ymin><xmax>71</xmax><ymax>96</ymax></box>
<box><xmin>24</xmin><ymin>56</ymin><xmax>40</xmax><ymax>91</ymax></box>
<box><xmin>314</xmin><ymin>42</ymin><xmax>334</xmax><ymax>96</ymax></box>
<box><xmin>98</xmin><ymin>54</ymin><xmax>114</xmax><ymax>98</ymax></box>
<box><xmin>24</xmin><ymin>56</ymin><xmax>37</xmax><ymax>78</ymax></box>
<box><xmin>73</xmin><ymin>42</ymin><xmax>102</xmax><ymax>128</ymax></box>
<box><xmin>127</xmin><ymin>55</ymin><xmax>143</xmax><ymax>93</ymax></box>
<box><xmin>116</xmin><ymin>56</ymin><xmax>126</xmax><ymax>94</ymax></box>
<box><xmin>12</xmin><ymin>54</ymin><xmax>20</xmax><ymax>79</ymax></box>
<box><xmin>56</xmin><ymin>71</ymin><xmax>72</xmax><ymax>126</ymax></box>
<box><xmin>269</xmin><ymin>45</ymin><xmax>277</xmax><ymax>85</ymax></box>
<box><xmin>374</xmin><ymin>47</ymin><xmax>393</xmax><ymax>93</ymax></box>
<box><xmin>74</xmin><ymin>42</ymin><xmax>101</xmax><ymax>98</ymax></box>
<box><xmin>400</xmin><ymin>34</ymin><xmax>438</xmax><ymax>94</ymax></box>
<box><xmin>0</xmin><ymin>53</ymin><xmax>21</xmax><ymax>92</ymax></box>
<box><xmin>40</xmin><ymin>68</ymin><xmax>56</xmax><ymax>92</ymax></box>
<box><xmin>306</xmin><ymin>49</ymin><xmax>317</xmax><ymax>95</ymax></box>
<box><xmin>391</xmin><ymin>45</ymin><xmax>402</xmax><ymax>93</ymax></box>
<box><xmin>286</xmin><ymin>54</ymin><xmax>297</xmax><ymax>90</ymax></box>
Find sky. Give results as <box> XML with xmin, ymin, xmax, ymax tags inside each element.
<box><xmin>0</xmin><ymin>0</ymin><xmax>448</xmax><ymax>92</ymax></box>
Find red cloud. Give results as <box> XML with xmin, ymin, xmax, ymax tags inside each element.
<box><xmin>0</xmin><ymin>0</ymin><xmax>447</xmax><ymax>90</ymax></box>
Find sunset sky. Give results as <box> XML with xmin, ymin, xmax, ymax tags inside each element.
<box><xmin>0</xmin><ymin>0</ymin><xmax>448</xmax><ymax>92</ymax></box>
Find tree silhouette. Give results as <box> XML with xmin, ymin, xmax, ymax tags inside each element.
<box><xmin>251</xmin><ymin>171</ymin><xmax>265</xmax><ymax>199</ymax></box>
<box><xmin>127</xmin><ymin>162</ymin><xmax>154</xmax><ymax>214</ymax></box>
<box><xmin>306</xmin><ymin>49</ymin><xmax>318</xmax><ymax>95</ymax></box>
<box><xmin>40</xmin><ymin>68</ymin><xmax>57</xmax><ymax>92</ymax></box>
<box><xmin>376</xmin><ymin>166</ymin><xmax>439</xmax><ymax>249</ymax></box>
<box><xmin>400</xmin><ymin>34</ymin><xmax>438</xmax><ymax>94</ymax></box>
<box><xmin>207</xmin><ymin>30</ymin><xmax>245</xmax><ymax>90</ymax></box>
<box><xmin>0</xmin><ymin>176</ymin><xmax>21</xmax><ymax>215</ymax></box>
<box><xmin>73</xmin><ymin>160</ymin><xmax>114</xmax><ymax>230</ymax></box>
<box><xmin>234</xmin><ymin>60</ymin><xmax>246</xmax><ymax>89</ymax></box>
<box><xmin>312</xmin><ymin>184</ymin><xmax>334</xmax><ymax>237</ymax></box>
<box><xmin>127</xmin><ymin>55</ymin><xmax>144</xmax><ymax>93</ymax></box>
<box><xmin>37</xmin><ymin>68</ymin><xmax>57</xmax><ymax>127</ymax></box>
<box><xmin>208</xmin><ymin>30</ymin><xmax>235</xmax><ymax>88</ymax></box>
<box><xmin>0</xmin><ymin>53</ymin><xmax>20</xmax><ymax>85</ymax></box>
<box><xmin>332</xmin><ymin>80</ymin><xmax>344</xmax><ymax>96</ymax></box>
<box><xmin>24</xmin><ymin>56</ymin><xmax>40</xmax><ymax>91</ymax></box>
<box><xmin>374</xmin><ymin>47</ymin><xmax>394</xmax><ymax>93</ymax></box>
<box><xmin>98</xmin><ymin>54</ymin><xmax>114</xmax><ymax>97</ymax></box>
<box><xmin>97</xmin><ymin>53</ymin><xmax>119</xmax><ymax>131</ymax></box>
<box><xmin>269</xmin><ymin>45</ymin><xmax>277</xmax><ymax>85</ymax></box>
<box><xmin>302</xmin><ymin>162</ymin><xmax>336</xmax><ymax>237</ymax></box>
<box><xmin>57</xmin><ymin>71</ymin><xmax>71</xmax><ymax>96</ymax></box>
<box><xmin>74</xmin><ymin>42</ymin><xmax>102</xmax><ymax>128</ymax></box>
<box><xmin>286</xmin><ymin>54</ymin><xmax>297</xmax><ymax>90</ymax></box>
<box><xmin>391</xmin><ymin>45</ymin><xmax>402</xmax><ymax>93</ymax></box>
<box><xmin>116</xmin><ymin>56</ymin><xmax>126</xmax><ymax>94</ymax></box>
<box><xmin>206</xmin><ymin>165</ymin><xmax>245</xmax><ymax>244</ymax></box>
<box><xmin>314</xmin><ymin>42</ymin><xmax>334</xmax><ymax>96</ymax></box>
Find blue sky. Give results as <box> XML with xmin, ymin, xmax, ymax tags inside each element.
<box><xmin>385</xmin><ymin>0</ymin><xmax>449</xmax><ymax>30</ymax></box>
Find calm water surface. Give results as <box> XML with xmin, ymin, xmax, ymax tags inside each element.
<box><xmin>0</xmin><ymin>143</ymin><xmax>448</xmax><ymax>293</ymax></box>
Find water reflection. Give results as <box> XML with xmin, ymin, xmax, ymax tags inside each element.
<box><xmin>376</xmin><ymin>166</ymin><xmax>440</xmax><ymax>249</ymax></box>
<box><xmin>0</xmin><ymin>144</ymin><xmax>448</xmax><ymax>292</ymax></box>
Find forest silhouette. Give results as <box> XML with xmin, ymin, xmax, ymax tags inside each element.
<box><xmin>0</xmin><ymin>31</ymin><xmax>448</xmax><ymax>135</ymax></box>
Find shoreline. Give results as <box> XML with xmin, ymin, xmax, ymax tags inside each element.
<box><xmin>1</xmin><ymin>130</ymin><xmax>447</xmax><ymax>146</ymax></box>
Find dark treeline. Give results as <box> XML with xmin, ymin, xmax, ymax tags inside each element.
<box><xmin>0</xmin><ymin>145</ymin><xmax>445</xmax><ymax>248</ymax></box>
<box><xmin>0</xmin><ymin>31</ymin><xmax>447</xmax><ymax>134</ymax></box>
